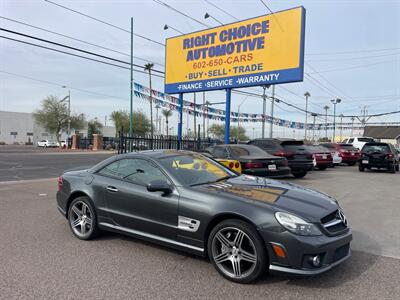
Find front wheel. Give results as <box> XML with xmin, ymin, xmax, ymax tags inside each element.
<box><xmin>68</xmin><ymin>196</ymin><xmax>98</xmax><ymax>240</ymax></box>
<box><xmin>208</xmin><ymin>219</ymin><xmax>268</xmax><ymax>284</ymax></box>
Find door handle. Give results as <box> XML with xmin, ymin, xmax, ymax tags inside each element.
<box><xmin>106</xmin><ymin>186</ymin><xmax>118</xmax><ymax>192</ymax></box>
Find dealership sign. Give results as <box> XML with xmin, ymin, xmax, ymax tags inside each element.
<box><xmin>164</xmin><ymin>7</ymin><xmax>305</xmax><ymax>94</ymax></box>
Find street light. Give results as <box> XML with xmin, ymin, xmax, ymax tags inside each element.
<box><xmin>311</xmin><ymin>112</ymin><xmax>318</xmax><ymax>142</ymax></box>
<box><xmin>163</xmin><ymin>24</ymin><xmax>184</xmax><ymax>34</ymax></box>
<box><xmin>323</xmin><ymin>105</ymin><xmax>329</xmax><ymax>140</ymax></box>
<box><xmin>330</xmin><ymin>98</ymin><xmax>342</xmax><ymax>142</ymax></box>
<box><xmin>61</xmin><ymin>86</ymin><xmax>71</xmax><ymax>142</ymax></box>
<box><xmin>304</xmin><ymin>92</ymin><xmax>310</xmax><ymax>140</ymax></box>
<box><xmin>204</xmin><ymin>13</ymin><xmax>224</xmax><ymax>25</ymax></box>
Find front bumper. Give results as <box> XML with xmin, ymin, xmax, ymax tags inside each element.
<box><xmin>260</xmin><ymin>228</ymin><xmax>352</xmax><ymax>275</ymax></box>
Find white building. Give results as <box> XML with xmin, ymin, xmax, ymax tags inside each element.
<box><xmin>0</xmin><ymin>110</ymin><xmax>116</xmax><ymax>145</ymax></box>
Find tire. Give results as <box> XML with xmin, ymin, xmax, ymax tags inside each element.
<box><xmin>318</xmin><ymin>165</ymin><xmax>327</xmax><ymax>170</ymax></box>
<box><xmin>358</xmin><ymin>165</ymin><xmax>364</xmax><ymax>172</ymax></box>
<box><xmin>292</xmin><ymin>170</ymin><xmax>307</xmax><ymax>178</ymax></box>
<box><xmin>396</xmin><ymin>164</ymin><xmax>399</xmax><ymax>172</ymax></box>
<box><xmin>347</xmin><ymin>162</ymin><xmax>356</xmax><ymax>166</ymax></box>
<box><xmin>68</xmin><ymin>196</ymin><xmax>99</xmax><ymax>240</ymax></box>
<box><xmin>389</xmin><ymin>165</ymin><xmax>396</xmax><ymax>174</ymax></box>
<box><xmin>207</xmin><ymin>219</ymin><xmax>267</xmax><ymax>284</ymax></box>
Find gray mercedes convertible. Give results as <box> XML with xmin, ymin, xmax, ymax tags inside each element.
<box><xmin>57</xmin><ymin>150</ymin><xmax>352</xmax><ymax>283</ymax></box>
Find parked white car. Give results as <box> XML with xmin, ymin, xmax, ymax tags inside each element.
<box><xmin>342</xmin><ymin>136</ymin><xmax>375</xmax><ymax>150</ymax></box>
<box><xmin>37</xmin><ymin>139</ymin><xmax>58</xmax><ymax>148</ymax></box>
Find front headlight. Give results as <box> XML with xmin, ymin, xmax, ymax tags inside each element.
<box><xmin>275</xmin><ymin>212</ymin><xmax>322</xmax><ymax>236</ymax></box>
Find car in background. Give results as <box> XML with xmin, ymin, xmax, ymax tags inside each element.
<box><xmin>319</xmin><ymin>145</ymin><xmax>342</xmax><ymax>167</ymax></box>
<box><xmin>248</xmin><ymin>139</ymin><xmax>313</xmax><ymax>178</ymax></box>
<box><xmin>320</xmin><ymin>143</ymin><xmax>360</xmax><ymax>166</ymax></box>
<box><xmin>306</xmin><ymin>145</ymin><xmax>333</xmax><ymax>170</ymax></box>
<box><xmin>342</xmin><ymin>137</ymin><xmax>375</xmax><ymax>151</ymax></box>
<box><xmin>57</xmin><ymin>150</ymin><xmax>352</xmax><ymax>283</ymax></box>
<box><xmin>191</xmin><ymin>151</ymin><xmax>243</xmax><ymax>174</ymax></box>
<box><xmin>359</xmin><ymin>142</ymin><xmax>399</xmax><ymax>173</ymax></box>
<box><xmin>37</xmin><ymin>139</ymin><xmax>58</xmax><ymax>148</ymax></box>
<box><xmin>206</xmin><ymin>144</ymin><xmax>291</xmax><ymax>178</ymax></box>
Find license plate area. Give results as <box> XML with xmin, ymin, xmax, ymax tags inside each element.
<box><xmin>268</xmin><ymin>164</ymin><xmax>277</xmax><ymax>171</ymax></box>
<box><xmin>362</xmin><ymin>160</ymin><xmax>369</xmax><ymax>164</ymax></box>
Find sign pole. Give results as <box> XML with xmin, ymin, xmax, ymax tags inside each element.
<box><xmin>224</xmin><ymin>88</ymin><xmax>232</xmax><ymax>144</ymax></box>
<box><xmin>178</xmin><ymin>93</ymin><xmax>183</xmax><ymax>149</ymax></box>
<box><xmin>129</xmin><ymin>17</ymin><xmax>134</xmax><ymax>152</ymax></box>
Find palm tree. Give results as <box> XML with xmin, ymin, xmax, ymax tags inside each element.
<box><xmin>162</xmin><ymin>109</ymin><xmax>173</xmax><ymax>136</ymax></box>
<box><xmin>144</xmin><ymin>63</ymin><xmax>154</xmax><ymax>143</ymax></box>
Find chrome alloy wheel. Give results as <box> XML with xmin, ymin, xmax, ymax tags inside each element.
<box><xmin>69</xmin><ymin>201</ymin><xmax>93</xmax><ymax>238</ymax></box>
<box><xmin>211</xmin><ymin>227</ymin><xmax>257</xmax><ymax>279</ymax></box>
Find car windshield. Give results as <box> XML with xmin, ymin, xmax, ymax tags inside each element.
<box><xmin>358</xmin><ymin>138</ymin><xmax>374</xmax><ymax>143</ymax></box>
<box><xmin>362</xmin><ymin>144</ymin><xmax>389</xmax><ymax>154</ymax></box>
<box><xmin>339</xmin><ymin>144</ymin><xmax>357</xmax><ymax>150</ymax></box>
<box><xmin>158</xmin><ymin>153</ymin><xmax>236</xmax><ymax>186</ymax></box>
<box><xmin>229</xmin><ymin>145</ymin><xmax>269</xmax><ymax>157</ymax></box>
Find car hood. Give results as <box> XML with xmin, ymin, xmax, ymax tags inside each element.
<box><xmin>196</xmin><ymin>175</ymin><xmax>339</xmax><ymax>222</ymax></box>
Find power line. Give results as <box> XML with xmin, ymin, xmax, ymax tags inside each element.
<box><xmin>44</xmin><ymin>0</ymin><xmax>165</xmax><ymax>46</ymax></box>
<box><xmin>0</xmin><ymin>27</ymin><xmax>165</xmax><ymax>74</ymax></box>
<box><xmin>0</xmin><ymin>70</ymin><xmax>127</xmax><ymax>100</ymax></box>
<box><xmin>308</xmin><ymin>59</ymin><xmax>398</xmax><ymax>74</ymax></box>
<box><xmin>306</xmin><ymin>47</ymin><xmax>400</xmax><ymax>56</ymax></box>
<box><xmin>0</xmin><ymin>15</ymin><xmax>164</xmax><ymax>66</ymax></box>
<box><xmin>0</xmin><ymin>35</ymin><xmax>164</xmax><ymax>78</ymax></box>
<box><xmin>152</xmin><ymin>0</ymin><xmax>209</xmax><ymax>28</ymax></box>
<box><xmin>203</xmin><ymin>0</ymin><xmax>239</xmax><ymax>20</ymax></box>
<box><xmin>307</xmin><ymin>51</ymin><xmax>400</xmax><ymax>62</ymax></box>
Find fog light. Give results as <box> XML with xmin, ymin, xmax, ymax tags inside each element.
<box><xmin>311</xmin><ymin>255</ymin><xmax>321</xmax><ymax>267</ymax></box>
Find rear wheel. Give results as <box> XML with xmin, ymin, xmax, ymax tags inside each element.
<box><xmin>292</xmin><ymin>170</ymin><xmax>307</xmax><ymax>178</ymax></box>
<box><xmin>396</xmin><ymin>164</ymin><xmax>399</xmax><ymax>172</ymax></box>
<box><xmin>347</xmin><ymin>161</ymin><xmax>356</xmax><ymax>166</ymax></box>
<box><xmin>318</xmin><ymin>165</ymin><xmax>327</xmax><ymax>170</ymax></box>
<box><xmin>389</xmin><ymin>164</ymin><xmax>396</xmax><ymax>174</ymax></box>
<box><xmin>208</xmin><ymin>219</ymin><xmax>267</xmax><ymax>284</ymax></box>
<box><xmin>359</xmin><ymin>165</ymin><xmax>365</xmax><ymax>172</ymax></box>
<box><xmin>68</xmin><ymin>196</ymin><xmax>98</xmax><ymax>240</ymax></box>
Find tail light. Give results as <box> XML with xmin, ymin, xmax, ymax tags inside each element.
<box><xmin>234</xmin><ymin>162</ymin><xmax>240</xmax><ymax>169</ymax></box>
<box><xmin>387</xmin><ymin>153</ymin><xmax>394</xmax><ymax>160</ymax></box>
<box><xmin>229</xmin><ymin>162</ymin><xmax>234</xmax><ymax>169</ymax></box>
<box><xmin>57</xmin><ymin>176</ymin><xmax>63</xmax><ymax>191</ymax></box>
<box><xmin>244</xmin><ymin>162</ymin><xmax>264</xmax><ymax>169</ymax></box>
<box><xmin>274</xmin><ymin>150</ymin><xmax>294</xmax><ymax>158</ymax></box>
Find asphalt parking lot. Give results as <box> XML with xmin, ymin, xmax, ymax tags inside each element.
<box><xmin>0</xmin><ymin>152</ymin><xmax>399</xmax><ymax>299</ymax></box>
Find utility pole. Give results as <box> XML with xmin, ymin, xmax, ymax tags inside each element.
<box><xmin>61</xmin><ymin>86</ymin><xmax>71</xmax><ymax>142</ymax></box>
<box><xmin>330</xmin><ymin>98</ymin><xmax>342</xmax><ymax>142</ymax></box>
<box><xmin>311</xmin><ymin>112</ymin><xmax>317</xmax><ymax>142</ymax></box>
<box><xmin>304</xmin><ymin>92</ymin><xmax>310</xmax><ymax>140</ymax></box>
<box><xmin>269</xmin><ymin>85</ymin><xmax>275</xmax><ymax>138</ymax></box>
<box><xmin>129</xmin><ymin>17</ymin><xmax>134</xmax><ymax>151</ymax></box>
<box><xmin>202</xmin><ymin>92</ymin><xmax>206</xmax><ymax>140</ymax></box>
<box><xmin>339</xmin><ymin>114</ymin><xmax>344</xmax><ymax>141</ymax></box>
<box><xmin>155</xmin><ymin>104</ymin><xmax>160</xmax><ymax>134</ymax></box>
<box><xmin>193</xmin><ymin>93</ymin><xmax>196</xmax><ymax>138</ymax></box>
<box><xmin>262</xmin><ymin>85</ymin><xmax>267</xmax><ymax>138</ymax></box>
<box><xmin>351</xmin><ymin>117</ymin><xmax>355</xmax><ymax>136</ymax></box>
<box><xmin>323</xmin><ymin>105</ymin><xmax>329</xmax><ymax>139</ymax></box>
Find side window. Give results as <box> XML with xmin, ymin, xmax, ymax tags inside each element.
<box><xmin>213</xmin><ymin>147</ymin><xmax>228</xmax><ymax>158</ymax></box>
<box><xmin>98</xmin><ymin>159</ymin><xmax>170</xmax><ymax>186</ymax></box>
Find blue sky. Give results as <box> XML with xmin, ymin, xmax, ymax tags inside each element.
<box><xmin>1</xmin><ymin>0</ymin><xmax>399</xmax><ymax>138</ymax></box>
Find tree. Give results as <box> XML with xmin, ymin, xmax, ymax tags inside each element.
<box><xmin>162</xmin><ymin>109</ymin><xmax>173</xmax><ymax>136</ymax></box>
<box><xmin>34</xmin><ymin>95</ymin><xmax>85</xmax><ymax>143</ymax></box>
<box><xmin>144</xmin><ymin>63</ymin><xmax>154</xmax><ymax>140</ymax></box>
<box><xmin>110</xmin><ymin>110</ymin><xmax>151</xmax><ymax>136</ymax></box>
<box><xmin>208</xmin><ymin>124</ymin><xmax>249</xmax><ymax>141</ymax></box>
<box><xmin>87</xmin><ymin>118</ymin><xmax>103</xmax><ymax>137</ymax></box>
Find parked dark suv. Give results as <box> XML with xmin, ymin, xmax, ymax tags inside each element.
<box><xmin>359</xmin><ymin>142</ymin><xmax>399</xmax><ymax>173</ymax></box>
<box><xmin>248</xmin><ymin>139</ymin><xmax>314</xmax><ymax>178</ymax></box>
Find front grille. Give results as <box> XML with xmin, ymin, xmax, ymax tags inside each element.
<box><xmin>321</xmin><ymin>209</ymin><xmax>348</xmax><ymax>234</ymax></box>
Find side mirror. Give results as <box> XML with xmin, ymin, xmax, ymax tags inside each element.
<box><xmin>147</xmin><ymin>180</ymin><xmax>172</xmax><ymax>195</ymax></box>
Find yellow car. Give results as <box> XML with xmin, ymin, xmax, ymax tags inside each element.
<box><xmin>173</xmin><ymin>156</ymin><xmax>242</xmax><ymax>174</ymax></box>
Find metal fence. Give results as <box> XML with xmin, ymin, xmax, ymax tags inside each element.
<box><xmin>117</xmin><ymin>132</ymin><xmax>221</xmax><ymax>154</ymax></box>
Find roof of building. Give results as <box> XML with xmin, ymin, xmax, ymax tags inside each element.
<box><xmin>363</xmin><ymin>126</ymin><xmax>400</xmax><ymax>139</ymax></box>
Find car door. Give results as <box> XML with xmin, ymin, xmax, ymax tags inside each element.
<box><xmin>97</xmin><ymin>158</ymin><xmax>178</xmax><ymax>240</ymax></box>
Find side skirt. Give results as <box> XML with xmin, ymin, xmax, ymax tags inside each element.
<box><xmin>99</xmin><ymin>222</ymin><xmax>204</xmax><ymax>255</ymax></box>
